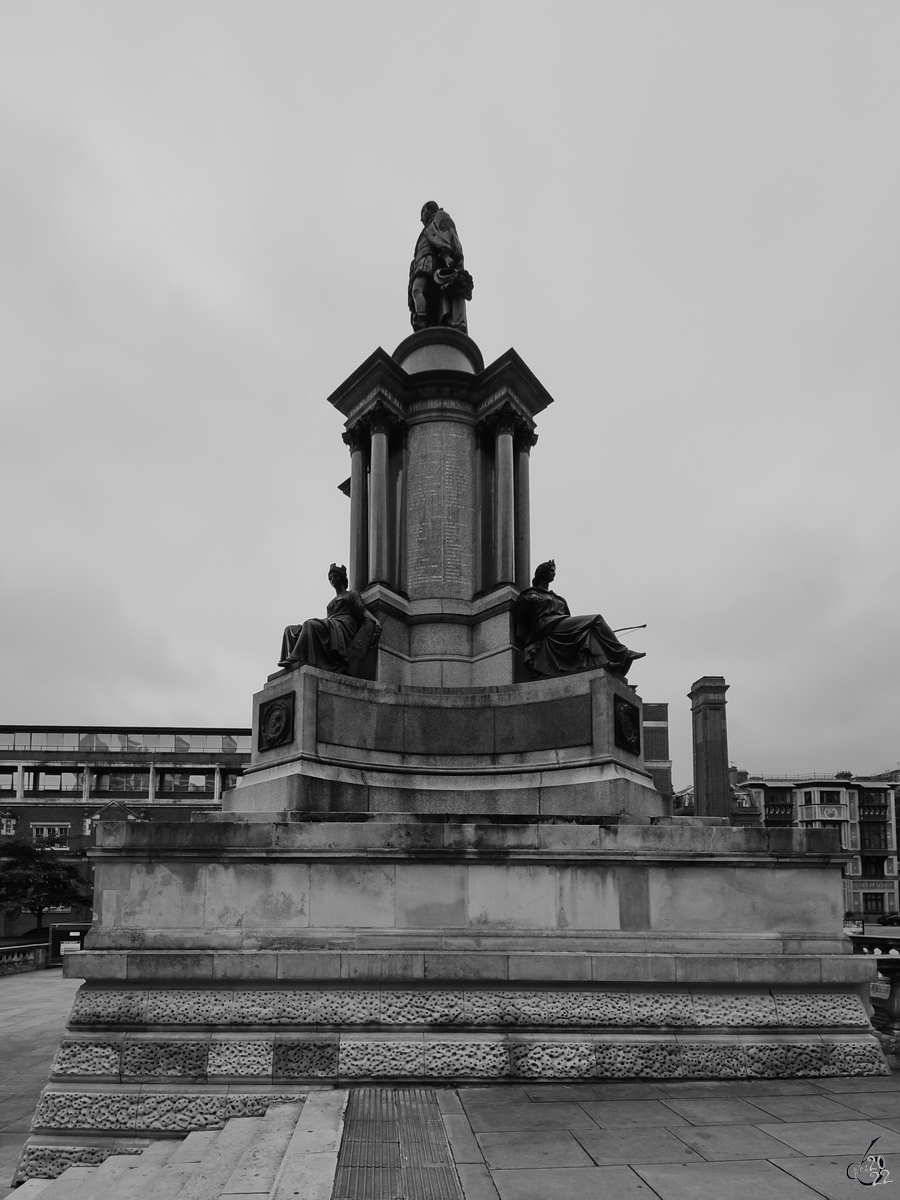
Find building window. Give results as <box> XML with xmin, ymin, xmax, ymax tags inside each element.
<box><xmin>861</xmin><ymin>857</ymin><xmax>887</xmax><ymax>878</ymax></box>
<box><xmin>92</xmin><ymin>771</ymin><xmax>150</xmax><ymax>795</ymax></box>
<box><xmin>156</xmin><ymin>771</ymin><xmax>214</xmax><ymax>795</ymax></box>
<box><xmin>36</xmin><ymin>770</ymin><xmax>83</xmax><ymax>793</ymax></box>
<box><xmin>0</xmin><ymin>769</ymin><xmax>16</xmax><ymax>793</ymax></box>
<box><xmin>863</xmin><ymin>893</ymin><xmax>886</xmax><ymax>915</ymax></box>
<box><xmin>819</xmin><ymin>790</ymin><xmax>842</xmax><ymax>803</ymax></box>
<box><xmin>861</xmin><ymin>823</ymin><xmax>888</xmax><ymax>850</ymax></box>
<box><xmin>0</xmin><ymin>817</ymin><xmax>16</xmax><ymax>836</ymax></box>
<box><xmin>222</xmin><ymin>772</ymin><xmax>240</xmax><ymax>791</ymax></box>
<box><xmin>31</xmin><ymin>824</ymin><xmax>70</xmax><ymax>847</ymax></box>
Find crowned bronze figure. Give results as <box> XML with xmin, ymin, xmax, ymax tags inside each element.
<box><xmin>278</xmin><ymin>563</ymin><xmax>380</xmax><ymax>676</ymax></box>
<box><xmin>515</xmin><ymin>560</ymin><xmax>645</xmax><ymax>679</ymax></box>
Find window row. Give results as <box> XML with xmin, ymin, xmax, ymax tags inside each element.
<box><xmin>0</xmin><ymin>731</ymin><xmax>251</xmax><ymax>753</ymax></box>
<box><xmin>0</xmin><ymin>769</ymin><xmax>234</xmax><ymax>795</ymax></box>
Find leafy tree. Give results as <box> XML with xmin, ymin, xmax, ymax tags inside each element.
<box><xmin>835</xmin><ymin>770</ymin><xmax>854</xmax><ymax>780</ymax></box>
<box><xmin>0</xmin><ymin>838</ymin><xmax>87</xmax><ymax>933</ymax></box>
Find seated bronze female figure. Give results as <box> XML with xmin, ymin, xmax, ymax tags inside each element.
<box><xmin>514</xmin><ymin>560</ymin><xmax>645</xmax><ymax>679</ymax></box>
<box><xmin>278</xmin><ymin>563</ymin><xmax>380</xmax><ymax>675</ymax></box>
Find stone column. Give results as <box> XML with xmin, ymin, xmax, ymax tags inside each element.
<box><xmin>494</xmin><ymin>413</ymin><xmax>516</xmax><ymax>586</ymax></box>
<box><xmin>515</xmin><ymin>430</ymin><xmax>536</xmax><ymax>591</ymax></box>
<box><xmin>689</xmin><ymin>676</ymin><xmax>730</xmax><ymax>818</ymax></box>
<box><xmin>343</xmin><ymin>428</ymin><xmax>369</xmax><ymax>591</ymax></box>
<box><xmin>368</xmin><ymin>411</ymin><xmax>390</xmax><ymax>586</ymax></box>
<box><xmin>148</xmin><ymin>764</ymin><xmax>156</xmax><ymax>804</ymax></box>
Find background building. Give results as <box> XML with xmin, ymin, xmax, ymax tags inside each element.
<box><xmin>641</xmin><ymin>702</ymin><xmax>673</xmax><ymax>799</ymax></box>
<box><xmin>0</xmin><ymin>725</ymin><xmax>251</xmax><ymax>938</ymax></box>
<box><xmin>742</xmin><ymin>773</ymin><xmax>898</xmax><ymax>918</ymax></box>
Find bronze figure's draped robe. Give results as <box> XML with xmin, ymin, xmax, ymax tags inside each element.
<box><xmin>279</xmin><ymin>589</ymin><xmax>371</xmax><ymax>673</ymax></box>
<box><xmin>515</xmin><ymin>588</ymin><xmax>641</xmax><ymax>678</ymax></box>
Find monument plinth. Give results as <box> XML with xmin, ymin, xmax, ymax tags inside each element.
<box><xmin>17</xmin><ymin>208</ymin><xmax>882</xmax><ymax>1186</ymax></box>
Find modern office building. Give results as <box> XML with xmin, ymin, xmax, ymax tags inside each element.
<box><xmin>0</xmin><ymin>725</ymin><xmax>251</xmax><ymax>937</ymax></box>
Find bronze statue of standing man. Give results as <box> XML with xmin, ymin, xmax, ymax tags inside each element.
<box><xmin>408</xmin><ymin>201</ymin><xmax>473</xmax><ymax>335</ymax></box>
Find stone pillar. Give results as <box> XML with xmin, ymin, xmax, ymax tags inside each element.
<box><xmin>515</xmin><ymin>431</ymin><xmax>535</xmax><ymax>591</ymax></box>
<box><xmin>494</xmin><ymin>415</ymin><xmax>516</xmax><ymax>586</ymax></box>
<box><xmin>148</xmin><ymin>763</ymin><xmax>156</xmax><ymax>804</ymax></box>
<box><xmin>368</xmin><ymin>412</ymin><xmax>390</xmax><ymax>586</ymax></box>
<box><xmin>689</xmin><ymin>676</ymin><xmax>730</xmax><ymax>818</ymax></box>
<box><xmin>343</xmin><ymin>428</ymin><xmax>369</xmax><ymax>592</ymax></box>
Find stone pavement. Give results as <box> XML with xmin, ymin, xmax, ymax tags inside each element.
<box><xmin>4</xmin><ymin>969</ymin><xmax>900</xmax><ymax>1198</ymax></box>
<box><xmin>443</xmin><ymin>1078</ymin><xmax>900</xmax><ymax>1199</ymax></box>
<box><xmin>0</xmin><ymin>970</ymin><xmax>81</xmax><ymax>1198</ymax></box>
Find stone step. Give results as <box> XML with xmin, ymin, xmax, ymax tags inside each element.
<box><xmin>20</xmin><ymin>1141</ymin><xmax>179</xmax><ymax>1200</ymax></box>
<box><xmin>215</xmin><ymin>1101</ymin><xmax>304</xmax><ymax>1196</ymax></box>
<box><xmin>13</xmin><ymin>1178</ymin><xmax>56</xmax><ymax>1198</ymax></box>
<box><xmin>176</xmin><ymin>1117</ymin><xmax>264</xmax><ymax>1200</ymax></box>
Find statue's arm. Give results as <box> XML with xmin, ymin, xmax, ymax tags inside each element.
<box><xmin>350</xmin><ymin>590</ymin><xmax>382</xmax><ymax>635</ymax></box>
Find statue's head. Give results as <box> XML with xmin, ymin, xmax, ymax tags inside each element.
<box><xmin>420</xmin><ymin>201</ymin><xmax>440</xmax><ymax>225</ymax></box>
<box><xmin>532</xmin><ymin>559</ymin><xmax>556</xmax><ymax>587</ymax></box>
<box><xmin>328</xmin><ymin>562</ymin><xmax>348</xmax><ymax>590</ymax></box>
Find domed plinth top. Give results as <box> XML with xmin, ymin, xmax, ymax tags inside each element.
<box><xmin>392</xmin><ymin>328</ymin><xmax>484</xmax><ymax>376</ymax></box>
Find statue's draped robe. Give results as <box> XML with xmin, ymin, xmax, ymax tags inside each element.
<box><xmin>280</xmin><ymin>590</ymin><xmax>369</xmax><ymax>672</ymax></box>
<box><xmin>514</xmin><ymin>588</ymin><xmax>636</xmax><ymax>678</ymax></box>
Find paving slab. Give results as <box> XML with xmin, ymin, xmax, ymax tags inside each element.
<box><xmin>667</xmin><ymin>1122</ymin><xmax>806</xmax><ymax>1161</ymax></box>
<box><xmin>658</xmin><ymin>1097</ymin><xmax>778</xmax><ymax>1125</ymax></box>
<box><xmin>656</xmin><ymin>1078</ymin><xmax>829</xmax><ymax>1097</ymax></box>
<box><xmin>632</xmin><ymin>1158</ymin><xmax>825</xmax><ymax>1199</ymax></box>
<box><xmin>465</xmin><ymin>1104</ymin><xmax>599</xmax><ymax>1133</ymax></box>
<box><xmin>773</xmin><ymin>1152</ymin><xmax>895</xmax><ymax>1199</ymax></box>
<box><xmin>458</xmin><ymin>1088</ymin><xmax>531</xmax><ymax>1108</ymax></box>
<box><xmin>442</xmin><ymin>1114</ymin><xmax>484</xmax><ymax>1163</ymax></box>
<box><xmin>757</xmin><ymin>1119</ymin><xmax>900</xmax><ymax>1156</ymax></box>
<box><xmin>456</xmin><ymin>1162</ymin><xmax>500</xmax><ymax>1200</ymax></box>
<box><xmin>577</xmin><ymin>1099</ymin><xmax>689</xmax><ymax>1128</ymax></box>
<box><xmin>572</xmin><ymin>1125</ymin><xmax>706</xmax><ymax>1166</ymax></box>
<box><xmin>825</xmin><ymin>1091</ymin><xmax>900</xmax><ymax>1118</ymax></box>
<box><xmin>743</xmin><ymin>1094</ymin><xmax>864</xmax><ymax>1121</ymax></box>
<box><xmin>815</xmin><ymin>1075</ymin><xmax>900</xmax><ymax>1093</ymax></box>
<box><xmin>476</xmin><ymin>1131</ymin><xmax>593</xmax><ymax>1169</ymax></box>
<box><xmin>491</xmin><ymin>1164</ymin><xmax>657</xmax><ymax>1199</ymax></box>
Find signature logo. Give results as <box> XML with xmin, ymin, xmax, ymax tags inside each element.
<box><xmin>848</xmin><ymin>1137</ymin><xmax>892</xmax><ymax>1186</ymax></box>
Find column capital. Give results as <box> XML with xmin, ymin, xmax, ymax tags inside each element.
<box><xmin>342</xmin><ymin>427</ymin><xmax>367</xmax><ymax>453</ymax></box>
<box><xmin>478</xmin><ymin>400</ymin><xmax>533</xmax><ymax>440</ymax></box>
<box><xmin>361</xmin><ymin>400</ymin><xmax>403</xmax><ymax>436</ymax></box>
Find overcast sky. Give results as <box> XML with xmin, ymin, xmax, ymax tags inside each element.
<box><xmin>1</xmin><ymin>2</ymin><xmax>897</xmax><ymax>788</ymax></box>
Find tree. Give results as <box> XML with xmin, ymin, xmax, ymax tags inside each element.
<box><xmin>0</xmin><ymin>838</ymin><xmax>87</xmax><ymax>933</ymax></box>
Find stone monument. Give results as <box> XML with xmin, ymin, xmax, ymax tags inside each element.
<box><xmin>16</xmin><ymin>206</ymin><xmax>882</xmax><ymax>1185</ymax></box>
